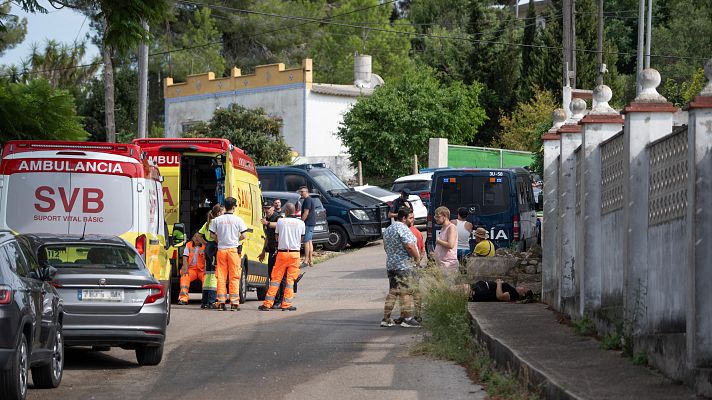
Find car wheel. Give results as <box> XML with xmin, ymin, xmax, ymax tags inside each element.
<box><xmin>32</xmin><ymin>326</ymin><xmax>63</xmax><ymax>388</ymax></box>
<box><xmin>135</xmin><ymin>344</ymin><xmax>164</xmax><ymax>366</ymax></box>
<box><xmin>0</xmin><ymin>334</ymin><xmax>28</xmax><ymax>400</ymax></box>
<box><xmin>239</xmin><ymin>263</ymin><xmax>247</xmax><ymax>304</ymax></box>
<box><xmin>324</xmin><ymin>225</ymin><xmax>347</xmax><ymax>251</ymax></box>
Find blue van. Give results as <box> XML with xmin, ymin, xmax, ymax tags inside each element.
<box><xmin>257</xmin><ymin>164</ymin><xmax>389</xmax><ymax>251</ymax></box>
<box><xmin>427</xmin><ymin>168</ymin><xmax>539</xmax><ymax>252</ymax></box>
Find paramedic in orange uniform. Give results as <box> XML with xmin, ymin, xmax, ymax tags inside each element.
<box><xmin>258</xmin><ymin>202</ymin><xmax>305</xmax><ymax>311</ymax></box>
<box><xmin>178</xmin><ymin>232</ymin><xmax>206</xmax><ymax>305</ymax></box>
<box><xmin>209</xmin><ymin>197</ymin><xmax>248</xmax><ymax>311</ymax></box>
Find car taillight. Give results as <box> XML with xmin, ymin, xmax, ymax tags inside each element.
<box><xmin>420</xmin><ymin>192</ymin><xmax>430</xmax><ymax>200</ymax></box>
<box><xmin>142</xmin><ymin>284</ymin><xmax>165</xmax><ymax>304</ymax></box>
<box><xmin>135</xmin><ymin>234</ymin><xmax>146</xmax><ymax>256</ymax></box>
<box><xmin>513</xmin><ymin>214</ymin><xmax>520</xmax><ymax>242</ymax></box>
<box><xmin>0</xmin><ymin>285</ymin><xmax>12</xmax><ymax>304</ymax></box>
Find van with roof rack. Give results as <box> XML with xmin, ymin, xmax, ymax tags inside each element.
<box><xmin>257</xmin><ymin>164</ymin><xmax>388</xmax><ymax>251</ymax></box>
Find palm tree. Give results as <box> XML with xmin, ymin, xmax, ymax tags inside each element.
<box><xmin>26</xmin><ymin>39</ymin><xmax>101</xmax><ymax>90</ymax></box>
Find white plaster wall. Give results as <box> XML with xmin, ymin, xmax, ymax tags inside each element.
<box><xmin>165</xmin><ymin>85</ymin><xmax>307</xmax><ymax>154</ymax></box>
<box><xmin>305</xmin><ymin>92</ymin><xmax>355</xmax><ymax>157</ymax></box>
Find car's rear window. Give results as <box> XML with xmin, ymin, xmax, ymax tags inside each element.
<box><xmin>41</xmin><ymin>245</ymin><xmax>142</xmax><ymax>269</ymax></box>
<box><xmin>392</xmin><ymin>181</ymin><xmax>431</xmax><ymax>192</ymax></box>
<box><xmin>437</xmin><ymin>175</ymin><xmax>511</xmax><ymax>216</ymax></box>
<box><xmin>362</xmin><ymin>187</ymin><xmax>396</xmax><ymax>198</ymax></box>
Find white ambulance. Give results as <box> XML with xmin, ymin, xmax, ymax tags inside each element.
<box><xmin>0</xmin><ymin>141</ymin><xmax>180</xmax><ymax>296</ymax></box>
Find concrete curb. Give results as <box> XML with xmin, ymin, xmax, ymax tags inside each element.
<box><xmin>468</xmin><ymin>305</ymin><xmax>583</xmax><ymax>400</ymax></box>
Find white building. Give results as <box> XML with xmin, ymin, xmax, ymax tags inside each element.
<box><xmin>163</xmin><ymin>55</ymin><xmax>382</xmax><ymax>179</ymax></box>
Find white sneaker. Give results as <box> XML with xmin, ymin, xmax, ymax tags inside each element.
<box><xmin>400</xmin><ymin>318</ymin><xmax>421</xmax><ymax>328</ymax></box>
<box><xmin>380</xmin><ymin>318</ymin><xmax>395</xmax><ymax>327</ymax></box>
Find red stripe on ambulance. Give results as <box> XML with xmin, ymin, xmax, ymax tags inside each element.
<box><xmin>1</xmin><ymin>159</ymin><xmax>141</xmax><ymax>178</ymax></box>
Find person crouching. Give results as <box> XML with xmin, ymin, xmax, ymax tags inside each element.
<box><xmin>178</xmin><ymin>232</ymin><xmax>206</xmax><ymax>305</ymax></box>
<box><xmin>259</xmin><ymin>202</ymin><xmax>305</xmax><ymax>311</ymax></box>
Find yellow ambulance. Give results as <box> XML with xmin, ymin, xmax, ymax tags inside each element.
<box><xmin>0</xmin><ymin>140</ymin><xmax>178</xmax><ymax>301</ymax></box>
<box><xmin>133</xmin><ymin>138</ymin><xmax>267</xmax><ymax>303</ymax></box>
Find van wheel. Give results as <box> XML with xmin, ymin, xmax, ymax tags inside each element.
<box><xmin>0</xmin><ymin>334</ymin><xmax>28</xmax><ymax>400</ymax></box>
<box><xmin>324</xmin><ymin>225</ymin><xmax>347</xmax><ymax>252</ymax></box>
<box><xmin>32</xmin><ymin>326</ymin><xmax>63</xmax><ymax>388</ymax></box>
<box><xmin>239</xmin><ymin>264</ymin><xmax>247</xmax><ymax>304</ymax></box>
<box><xmin>136</xmin><ymin>344</ymin><xmax>163</xmax><ymax>366</ymax></box>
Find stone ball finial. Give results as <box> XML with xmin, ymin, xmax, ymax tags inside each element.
<box><xmin>552</xmin><ymin>108</ymin><xmax>567</xmax><ymax>129</ymax></box>
<box><xmin>570</xmin><ymin>98</ymin><xmax>587</xmax><ymax>120</ymax></box>
<box><xmin>635</xmin><ymin>68</ymin><xmax>666</xmax><ymax>102</ymax></box>
<box><xmin>591</xmin><ymin>84</ymin><xmax>617</xmax><ymax>114</ymax></box>
<box><xmin>701</xmin><ymin>58</ymin><xmax>712</xmax><ymax>96</ymax></box>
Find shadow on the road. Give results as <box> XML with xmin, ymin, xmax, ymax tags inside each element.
<box><xmin>63</xmin><ymin>347</ymin><xmax>141</xmax><ymax>370</ymax></box>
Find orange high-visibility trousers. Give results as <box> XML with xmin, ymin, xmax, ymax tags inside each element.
<box><xmin>216</xmin><ymin>248</ymin><xmax>241</xmax><ymax>304</ymax></box>
<box><xmin>263</xmin><ymin>251</ymin><xmax>300</xmax><ymax>309</ymax></box>
<box><xmin>179</xmin><ymin>267</ymin><xmax>205</xmax><ymax>302</ymax></box>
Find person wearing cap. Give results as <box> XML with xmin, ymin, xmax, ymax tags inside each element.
<box><xmin>473</xmin><ymin>227</ymin><xmax>495</xmax><ymax>257</ymax></box>
<box><xmin>388</xmin><ymin>189</ymin><xmax>413</xmax><ymax>219</ymax></box>
<box><xmin>259</xmin><ymin>199</ymin><xmax>286</xmax><ymax>308</ymax></box>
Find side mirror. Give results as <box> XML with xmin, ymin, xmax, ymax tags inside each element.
<box><xmin>31</xmin><ymin>265</ymin><xmax>57</xmax><ymax>281</ymax></box>
<box><xmin>172</xmin><ymin>223</ymin><xmax>186</xmax><ymax>247</ymax></box>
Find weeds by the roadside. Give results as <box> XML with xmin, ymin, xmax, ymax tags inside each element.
<box><xmin>572</xmin><ymin>315</ymin><xmax>596</xmax><ymax>336</ymax></box>
<box><xmin>601</xmin><ymin>331</ymin><xmax>622</xmax><ymax>350</ymax></box>
<box><xmin>410</xmin><ymin>265</ymin><xmax>538</xmax><ymax>400</ymax></box>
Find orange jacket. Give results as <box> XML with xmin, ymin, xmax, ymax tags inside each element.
<box><xmin>183</xmin><ymin>241</ymin><xmax>206</xmax><ymax>270</ymax></box>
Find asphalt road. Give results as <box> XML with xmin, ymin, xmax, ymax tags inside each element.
<box><xmin>28</xmin><ymin>243</ymin><xmax>485</xmax><ymax>400</ymax></box>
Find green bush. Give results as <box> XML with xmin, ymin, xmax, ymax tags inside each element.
<box><xmin>572</xmin><ymin>316</ymin><xmax>595</xmax><ymax>336</ymax></box>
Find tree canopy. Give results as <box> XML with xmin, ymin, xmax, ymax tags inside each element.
<box><xmin>0</xmin><ymin>79</ymin><xmax>88</xmax><ymax>144</ymax></box>
<box><xmin>337</xmin><ymin>67</ymin><xmax>486</xmax><ymax>177</ymax></box>
<box><xmin>184</xmin><ymin>104</ymin><xmax>292</xmax><ymax>166</ymax></box>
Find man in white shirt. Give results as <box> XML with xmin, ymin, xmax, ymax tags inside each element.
<box><xmin>209</xmin><ymin>197</ymin><xmax>248</xmax><ymax>311</ymax></box>
<box><xmin>259</xmin><ymin>202</ymin><xmax>305</xmax><ymax>311</ymax></box>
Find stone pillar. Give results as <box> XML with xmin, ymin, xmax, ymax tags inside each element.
<box><xmin>622</xmin><ymin>69</ymin><xmax>676</xmax><ymax>330</ymax></box>
<box><xmin>428</xmin><ymin>138</ymin><xmax>448</xmax><ymax>169</ymax></box>
<box><xmin>542</xmin><ymin>109</ymin><xmax>566</xmax><ymax>309</ymax></box>
<box><xmin>578</xmin><ymin>85</ymin><xmax>624</xmax><ymax>318</ymax></box>
<box><xmin>686</xmin><ymin>60</ymin><xmax>712</xmax><ymax>397</ymax></box>
<box><xmin>558</xmin><ymin>98</ymin><xmax>586</xmax><ymax>317</ymax></box>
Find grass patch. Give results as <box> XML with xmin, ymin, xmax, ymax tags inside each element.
<box><xmin>601</xmin><ymin>331</ymin><xmax>622</xmax><ymax>350</ymax></box>
<box><xmin>632</xmin><ymin>351</ymin><xmax>648</xmax><ymax>366</ymax></box>
<box><xmin>410</xmin><ymin>266</ymin><xmax>538</xmax><ymax>400</ymax></box>
<box><xmin>572</xmin><ymin>315</ymin><xmax>596</xmax><ymax>336</ymax></box>
<box><xmin>312</xmin><ymin>247</ymin><xmax>357</xmax><ymax>265</ymax></box>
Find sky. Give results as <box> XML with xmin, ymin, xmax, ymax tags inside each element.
<box><xmin>0</xmin><ymin>0</ymin><xmax>99</xmax><ymax>67</ymax></box>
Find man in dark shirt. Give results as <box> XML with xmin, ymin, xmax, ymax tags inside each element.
<box><xmin>469</xmin><ymin>279</ymin><xmax>533</xmax><ymax>302</ymax></box>
<box><xmin>388</xmin><ymin>190</ymin><xmax>414</xmax><ymax>219</ymax></box>
<box><xmin>298</xmin><ymin>186</ymin><xmax>316</xmax><ymax>267</ymax></box>
<box><xmin>259</xmin><ymin>200</ymin><xmax>286</xmax><ymax>307</ymax></box>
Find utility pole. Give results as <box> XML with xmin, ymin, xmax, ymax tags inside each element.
<box><xmin>138</xmin><ymin>20</ymin><xmax>149</xmax><ymax>139</ymax></box>
<box><xmin>636</xmin><ymin>0</ymin><xmax>646</xmax><ymax>95</ymax></box>
<box><xmin>596</xmin><ymin>0</ymin><xmax>604</xmax><ymax>86</ymax></box>
<box><xmin>562</xmin><ymin>0</ymin><xmax>572</xmax><ymax>87</ymax></box>
<box><xmin>571</xmin><ymin>0</ymin><xmax>577</xmax><ymax>88</ymax></box>
<box><xmin>645</xmin><ymin>0</ymin><xmax>653</xmax><ymax>68</ymax></box>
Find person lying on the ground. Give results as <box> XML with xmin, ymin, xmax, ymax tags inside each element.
<box><xmin>469</xmin><ymin>279</ymin><xmax>533</xmax><ymax>302</ymax></box>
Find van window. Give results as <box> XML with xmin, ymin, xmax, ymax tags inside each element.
<box><xmin>439</xmin><ymin>176</ymin><xmax>511</xmax><ymax>216</ymax></box>
<box><xmin>516</xmin><ymin>176</ymin><xmax>534</xmax><ymax>212</ymax></box>
<box><xmin>285</xmin><ymin>174</ymin><xmax>308</xmax><ymax>192</ymax></box>
<box><xmin>259</xmin><ymin>174</ymin><xmax>278</xmax><ymax>191</ymax></box>
<box><xmin>307</xmin><ymin>168</ymin><xmax>348</xmax><ymax>192</ymax></box>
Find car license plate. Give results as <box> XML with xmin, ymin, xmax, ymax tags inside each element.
<box><xmin>314</xmin><ymin>225</ymin><xmax>326</xmax><ymax>232</ymax></box>
<box><xmin>78</xmin><ymin>289</ymin><xmax>124</xmax><ymax>302</ymax></box>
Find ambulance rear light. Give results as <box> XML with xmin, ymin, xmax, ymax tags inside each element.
<box><xmin>513</xmin><ymin>214</ymin><xmax>520</xmax><ymax>242</ymax></box>
<box><xmin>142</xmin><ymin>284</ymin><xmax>165</xmax><ymax>304</ymax></box>
<box><xmin>56</xmin><ymin>151</ymin><xmax>87</xmax><ymax>156</ymax></box>
<box><xmin>135</xmin><ymin>234</ymin><xmax>146</xmax><ymax>256</ymax></box>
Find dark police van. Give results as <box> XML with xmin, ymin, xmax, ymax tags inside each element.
<box><xmin>427</xmin><ymin>168</ymin><xmax>539</xmax><ymax>252</ymax></box>
<box><xmin>257</xmin><ymin>164</ymin><xmax>388</xmax><ymax>251</ymax></box>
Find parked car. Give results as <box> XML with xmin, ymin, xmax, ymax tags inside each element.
<box><xmin>427</xmin><ymin>168</ymin><xmax>539</xmax><ymax>252</ymax></box>
<box><xmin>0</xmin><ymin>231</ymin><xmax>64</xmax><ymax>400</ymax></box>
<box><xmin>391</xmin><ymin>172</ymin><xmax>434</xmax><ymax>209</ymax></box>
<box><xmin>262</xmin><ymin>191</ymin><xmax>329</xmax><ymax>246</ymax></box>
<box><xmin>257</xmin><ymin>164</ymin><xmax>388</xmax><ymax>251</ymax></box>
<box><xmin>352</xmin><ymin>185</ymin><xmax>428</xmax><ymax>227</ymax></box>
<box><xmin>25</xmin><ymin>234</ymin><xmax>168</xmax><ymax>366</ymax></box>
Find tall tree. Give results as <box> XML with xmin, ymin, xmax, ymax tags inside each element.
<box><xmin>25</xmin><ymin>40</ymin><xmax>100</xmax><ymax>94</ymax></box>
<box><xmin>528</xmin><ymin>2</ymin><xmax>562</xmax><ymax>98</ymax></box>
<box><xmin>0</xmin><ymin>3</ymin><xmax>28</xmax><ymax>56</ymax></box>
<box><xmin>337</xmin><ymin>66</ymin><xmax>486</xmax><ymax>178</ymax></box>
<box><xmin>518</xmin><ymin>0</ymin><xmax>537</xmax><ymax>101</ymax></box>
